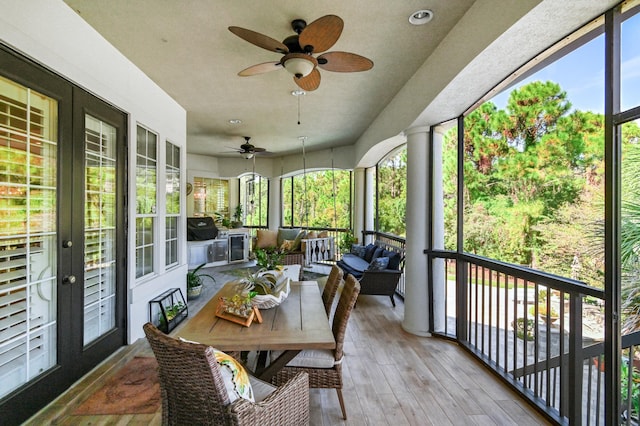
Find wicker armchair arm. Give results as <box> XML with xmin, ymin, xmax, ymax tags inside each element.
<box><xmin>229</xmin><ymin>372</ymin><xmax>309</xmax><ymax>425</ymax></box>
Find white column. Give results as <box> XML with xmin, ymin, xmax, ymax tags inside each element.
<box><xmin>364</xmin><ymin>167</ymin><xmax>375</xmax><ymax>244</ymax></box>
<box><xmin>432</xmin><ymin>127</ymin><xmax>446</xmax><ymax>333</ymax></box>
<box><xmin>353</xmin><ymin>168</ymin><xmax>365</xmax><ymax>244</ymax></box>
<box><xmin>402</xmin><ymin>126</ymin><xmax>430</xmax><ymax>337</ymax></box>
<box><xmin>268</xmin><ymin>177</ymin><xmax>281</xmax><ymax>230</ymax></box>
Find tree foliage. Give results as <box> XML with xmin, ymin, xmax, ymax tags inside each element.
<box><xmin>450</xmin><ymin>81</ymin><xmax>605</xmax><ymax>271</ymax></box>
<box><xmin>377</xmin><ymin>148</ymin><xmax>407</xmax><ymax>237</ymax></box>
<box><xmin>281</xmin><ymin>169</ymin><xmax>351</xmax><ymax>229</ymax></box>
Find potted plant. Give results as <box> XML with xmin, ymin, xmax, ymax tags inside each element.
<box><xmin>254</xmin><ymin>248</ymin><xmax>284</xmax><ymax>270</ymax></box>
<box><xmin>187</xmin><ymin>263</ymin><xmax>216</xmax><ymax>300</ymax></box>
<box><xmin>231</xmin><ymin>205</ymin><xmax>243</xmax><ymax>228</ymax></box>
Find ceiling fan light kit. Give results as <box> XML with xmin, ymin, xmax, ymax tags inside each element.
<box><xmin>282</xmin><ymin>53</ymin><xmax>317</xmax><ymax>78</ymax></box>
<box><xmin>229</xmin><ymin>14</ymin><xmax>373</xmax><ymax>91</ymax></box>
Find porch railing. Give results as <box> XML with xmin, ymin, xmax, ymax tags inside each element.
<box><xmin>429</xmin><ymin>250</ymin><xmax>611</xmax><ymax>425</ymax></box>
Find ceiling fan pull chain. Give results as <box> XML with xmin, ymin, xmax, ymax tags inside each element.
<box><xmin>297</xmin><ymin>93</ymin><xmax>301</xmax><ymax>125</ymax></box>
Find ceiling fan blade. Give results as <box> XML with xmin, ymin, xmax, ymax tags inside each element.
<box><xmin>317</xmin><ymin>51</ymin><xmax>374</xmax><ymax>72</ymax></box>
<box><xmin>298</xmin><ymin>15</ymin><xmax>343</xmax><ymax>54</ymax></box>
<box><xmin>228</xmin><ymin>26</ymin><xmax>289</xmax><ymax>53</ymax></box>
<box><xmin>294</xmin><ymin>68</ymin><xmax>321</xmax><ymax>91</ymax></box>
<box><xmin>252</xmin><ymin>147</ymin><xmax>266</xmax><ymax>152</ymax></box>
<box><xmin>238</xmin><ymin>61</ymin><xmax>283</xmax><ymax>76</ymax></box>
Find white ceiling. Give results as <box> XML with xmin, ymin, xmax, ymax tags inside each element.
<box><xmin>62</xmin><ymin>0</ymin><xmax>619</xmax><ymax>162</ymax></box>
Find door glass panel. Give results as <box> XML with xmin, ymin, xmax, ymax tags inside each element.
<box><xmin>83</xmin><ymin>115</ymin><xmax>117</xmax><ymax>345</ymax></box>
<box><xmin>0</xmin><ymin>75</ymin><xmax>57</xmax><ymax>398</ymax></box>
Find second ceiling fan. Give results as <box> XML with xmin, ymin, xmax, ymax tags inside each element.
<box><xmin>229</xmin><ymin>15</ymin><xmax>373</xmax><ymax>91</ymax></box>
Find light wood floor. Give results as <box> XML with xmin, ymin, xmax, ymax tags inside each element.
<box><xmin>25</xmin><ymin>282</ymin><xmax>550</xmax><ymax>425</ymax></box>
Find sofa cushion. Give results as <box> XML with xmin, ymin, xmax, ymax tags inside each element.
<box><xmin>271</xmin><ymin>348</ymin><xmax>335</xmax><ymax>369</ymax></box>
<box><xmin>277</xmin><ymin>228</ymin><xmax>301</xmax><ymax>247</ymax></box>
<box><xmin>368</xmin><ymin>256</ymin><xmax>389</xmax><ymax>271</ymax></box>
<box><xmin>292</xmin><ymin>230</ymin><xmax>305</xmax><ymax>251</ymax></box>
<box><xmin>363</xmin><ymin>244</ymin><xmax>377</xmax><ymax>262</ymax></box>
<box><xmin>384</xmin><ymin>250</ymin><xmax>402</xmax><ymax>270</ymax></box>
<box><xmin>350</xmin><ymin>244</ymin><xmax>366</xmax><ymax>258</ymax></box>
<box><xmin>255</xmin><ymin>229</ymin><xmax>278</xmax><ymax>249</ymax></box>
<box><xmin>336</xmin><ymin>259</ymin><xmax>364</xmax><ymax>279</ymax></box>
<box><xmin>341</xmin><ymin>253</ymin><xmax>371</xmax><ymax>271</ymax></box>
<box><xmin>370</xmin><ymin>247</ymin><xmax>385</xmax><ymax>262</ymax></box>
<box><xmin>280</xmin><ymin>239</ymin><xmax>296</xmax><ymax>251</ymax></box>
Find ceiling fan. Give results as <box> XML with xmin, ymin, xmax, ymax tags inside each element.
<box><xmin>228</xmin><ymin>15</ymin><xmax>373</xmax><ymax>91</ymax></box>
<box><xmin>227</xmin><ymin>136</ymin><xmax>267</xmax><ymax>159</ymax></box>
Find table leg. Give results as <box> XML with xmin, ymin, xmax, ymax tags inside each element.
<box><xmin>254</xmin><ymin>350</ymin><xmax>301</xmax><ymax>382</ymax></box>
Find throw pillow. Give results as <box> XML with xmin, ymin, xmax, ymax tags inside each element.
<box><xmin>280</xmin><ymin>239</ymin><xmax>296</xmax><ymax>252</ymax></box>
<box><xmin>305</xmin><ymin>231</ymin><xmax>318</xmax><ymax>239</ymax></box>
<box><xmin>383</xmin><ymin>250</ymin><xmax>402</xmax><ymax>270</ymax></box>
<box><xmin>277</xmin><ymin>228</ymin><xmax>301</xmax><ymax>247</ymax></box>
<box><xmin>368</xmin><ymin>256</ymin><xmax>389</xmax><ymax>271</ymax></box>
<box><xmin>178</xmin><ymin>338</ymin><xmax>254</xmax><ymax>403</ymax></box>
<box><xmin>350</xmin><ymin>244</ymin><xmax>366</xmax><ymax>258</ymax></box>
<box><xmin>213</xmin><ymin>349</ymin><xmax>255</xmax><ymax>403</ymax></box>
<box><xmin>363</xmin><ymin>244</ymin><xmax>377</xmax><ymax>262</ymax></box>
<box><xmin>255</xmin><ymin>229</ymin><xmax>277</xmax><ymax>249</ymax></box>
<box><xmin>317</xmin><ymin>230</ymin><xmax>329</xmax><ymax>238</ymax></box>
<box><xmin>370</xmin><ymin>247</ymin><xmax>385</xmax><ymax>262</ymax></box>
<box><xmin>292</xmin><ymin>230</ymin><xmax>305</xmax><ymax>251</ymax></box>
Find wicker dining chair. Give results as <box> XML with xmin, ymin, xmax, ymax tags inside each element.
<box><xmin>321</xmin><ymin>265</ymin><xmax>344</xmax><ymax>316</ymax></box>
<box><xmin>271</xmin><ymin>274</ymin><xmax>360</xmax><ymax>420</ymax></box>
<box><xmin>143</xmin><ymin>322</ymin><xmax>310</xmax><ymax>426</ymax></box>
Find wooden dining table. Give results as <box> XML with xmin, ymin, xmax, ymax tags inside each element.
<box><xmin>178</xmin><ymin>280</ymin><xmax>335</xmax><ymax>381</ymax></box>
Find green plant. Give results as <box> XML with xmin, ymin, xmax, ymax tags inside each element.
<box><xmin>339</xmin><ymin>231</ymin><xmax>357</xmax><ymax>253</ymax></box>
<box><xmin>159</xmin><ymin>301</ymin><xmax>185</xmax><ymax>327</ymax></box>
<box><xmin>254</xmin><ymin>248</ymin><xmax>284</xmax><ymax>270</ymax></box>
<box><xmin>233</xmin><ymin>205</ymin><xmax>243</xmax><ymax>222</ymax></box>
<box><xmin>529</xmin><ymin>303</ymin><xmax>559</xmax><ymax>318</ymax></box>
<box><xmin>621</xmin><ymin>360</ymin><xmax>640</xmax><ymax>421</ymax></box>
<box><xmin>187</xmin><ymin>263</ymin><xmax>216</xmax><ymax>289</ymax></box>
<box><xmin>513</xmin><ymin>317</ymin><xmax>535</xmax><ymax>341</ymax></box>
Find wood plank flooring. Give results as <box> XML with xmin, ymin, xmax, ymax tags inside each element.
<box><xmin>25</xmin><ymin>278</ymin><xmax>549</xmax><ymax>425</ymax></box>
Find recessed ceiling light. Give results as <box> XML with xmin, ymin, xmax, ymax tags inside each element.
<box><xmin>291</xmin><ymin>90</ymin><xmax>306</xmax><ymax>97</ymax></box>
<box><xmin>228</xmin><ymin>119</ymin><xmax>242</xmax><ymax>124</ymax></box>
<box><xmin>409</xmin><ymin>9</ymin><xmax>433</xmax><ymax>25</ymax></box>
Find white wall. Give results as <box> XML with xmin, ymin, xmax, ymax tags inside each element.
<box><xmin>0</xmin><ymin>0</ymin><xmax>188</xmax><ymax>343</ymax></box>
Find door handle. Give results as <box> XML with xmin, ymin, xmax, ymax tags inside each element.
<box><xmin>62</xmin><ymin>275</ymin><xmax>76</xmax><ymax>284</ymax></box>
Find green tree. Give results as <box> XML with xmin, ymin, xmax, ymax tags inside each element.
<box><xmin>456</xmin><ymin>81</ymin><xmax>601</xmax><ymax>266</ymax></box>
<box><xmin>377</xmin><ymin>147</ymin><xmax>407</xmax><ymax>237</ymax></box>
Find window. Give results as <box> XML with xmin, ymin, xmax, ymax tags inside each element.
<box><xmin>193</xmin><ymin>177</ymin><xmax>228</xmax><ymax>218</ymax></box>
<box><xmin>165</xmin><ymin>141</ymin><xmax>180</xmax><ymax>267</ymax></box>
<box><xmin>281</xmin><ymin>169</ymin><xmax>351</xmax><ymax>229</ymax></box>
<box><xmin>452</xmin><ymin>29</ymin><xmax>606</xmax><ymax>286</ymax></box>
<box><xmin>135</xmin><ymin>125</ymin><xmax>157</xmax><ymax>278</ymax></box>
<box><xmin>240</xmin><ymin>173</ymin><xmax>268</xmax><ymax>227</ymax></box>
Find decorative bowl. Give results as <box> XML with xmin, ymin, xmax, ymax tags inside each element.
<box><xmin>251</xmin><ymin>270</ymin><xmax>290</xmax><ymax>309</ymax></box>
